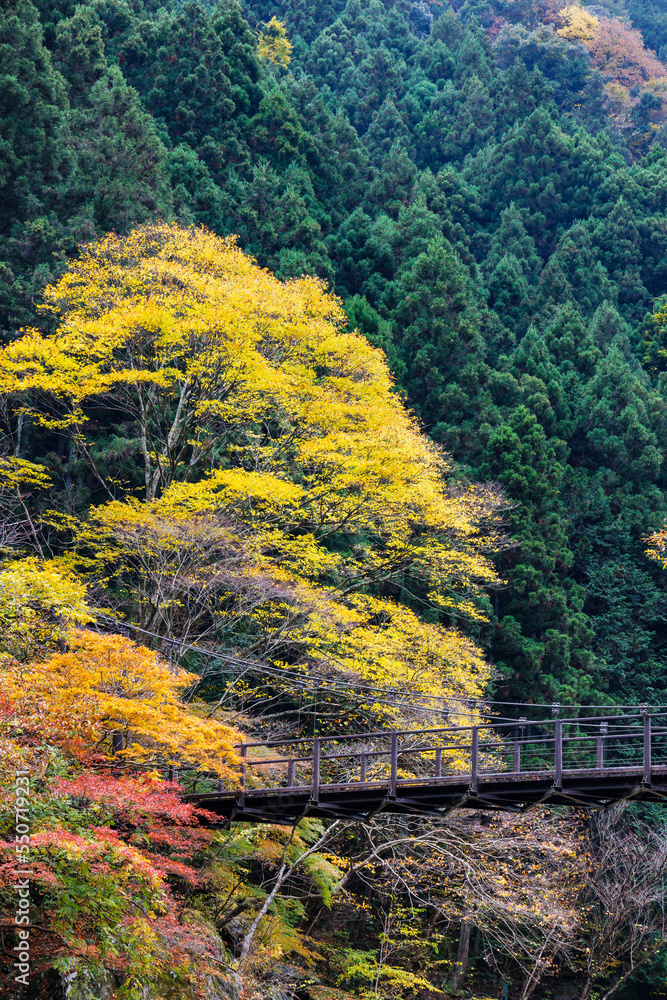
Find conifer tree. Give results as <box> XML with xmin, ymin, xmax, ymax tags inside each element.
<box><xmin>393</xmin><ymin>237</ymin><xmax>489</xmax><ymax>445</ymax></box>
<box><xmin>0</xmin><ymin>0</ymin><xmax>69</xmax><ymax>332</ymax></box>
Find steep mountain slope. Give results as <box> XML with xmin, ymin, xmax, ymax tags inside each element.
<box><xmin>5</xmin><ymin>0</ymin><xmax>667</xmax><ymax>708</ymax></box>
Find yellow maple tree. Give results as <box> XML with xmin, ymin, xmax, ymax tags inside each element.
<box><xmin>0</xmin><ymin>224</ymin><xmax>502</xmax><ymax>728</ymax></box>
<box><xmin>0</xmin><ymin>556</ymin><xmax>93</xmax><ymax>660</ymax></box>
<box><xmin>557</xmin><ymin>4</ymin><xmax>599</xmax><ymax>41</ymax></box>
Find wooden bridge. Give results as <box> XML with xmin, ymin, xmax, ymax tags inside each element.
<box><xmin>188</xmin><ymin>711</ymin><xmax>667</xmax><ymax>824</ymax></box>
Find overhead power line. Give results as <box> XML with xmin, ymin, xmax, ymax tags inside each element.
<box><xmin>95</xmin><ymin>613</ymin><xmax>480</xmax><ymax>719</ymax></box>
<box><xmin>93</xmin><ymin>612</ymin><xmax>666</xmax><ymax>715</ymax></box>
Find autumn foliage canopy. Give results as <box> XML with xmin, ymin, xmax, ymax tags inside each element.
<box><xmin>0</xmin><ymin>224</ymin><xmax>502</xmax><ymax>996</ymax></box>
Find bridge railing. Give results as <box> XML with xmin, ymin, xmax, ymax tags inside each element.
<box><xmin>228</xmin><ymin>712</ymin><xmax>667</xmax><ymax>801</ymax></box>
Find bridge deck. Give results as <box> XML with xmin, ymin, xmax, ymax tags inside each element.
<box><xmin>189</xmin><ymin>764</ymin><xmax>667</xmax><ymax>824</ymax></box>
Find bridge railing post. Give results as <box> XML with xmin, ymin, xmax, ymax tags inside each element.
<box><xmin>643</xmin><ymin>707</ymin><xmax>651</xmax><ymax>785</ymax></box>
<box><xmin>554</xmin><ymin>721</ymin><xmax>563</xmax><ymax>789</ymax></box>
<box><xmin>238</xmin><ymin>743</ymin><xmax>246</xmax><ymax>808</ymax></box>
<box><xmin>513</xmin><ymin>718</ymin><xmax>526</xmax><ymax>774</ymax></box>
<box><xmin>360</xmin><ymin>752</ymin><xmax>366</xmax><ymax>783</ymax></box>
<box><xmin>596</xmin><ymin>722</ymin><xmax>608</xmax><ymax>769</ymax></box>
<box><xmin>287</xmin><ymin>759</ymin><xmax>294</xmax><ymax>789</ymax></box>
<box><xmin>470</xmin><ymin>727</ymin><xmax>478</xmax><ymax>794</ymax></box>
<box><xmin>312</xmin><ymin>737</ymin><xmax>321</xmax><ymax>802</ymax></box>
<box><xmin>390</xmin><ymin>732</ymin><xmax>398</xmax><ymax>797</ymax></box>
<box><xmin>435</xmin><ymin>747</ymin><xmax>442</xmax><ymax>778</ymax></box>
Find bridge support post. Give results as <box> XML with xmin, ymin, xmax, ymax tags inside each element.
<box><xmin>451</xmin><ymin>920</ymin><xmax>471</xmax><ymax>991</ymax></box>
<box><xmin>643</xmin><ymin>710</ymin><xmax>652</xmax><ymax>785</ymax></box>
<box><xmin>554</xmin><ymin>721</ymin><xmax>562</xmax><ymax>789</ymax></box>
<box><xmin>514</xmin><ymin>717</ymin><xmax>526</xmax><ymax>774</ymax></box>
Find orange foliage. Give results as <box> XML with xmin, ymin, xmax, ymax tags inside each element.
<box><xmin>1</xmin><ymin>629</ymin><xmax>240</xmax><ymax>779</ymax></box>
<box><xmin>646</xmin><ymin>525</ymin><xmax>667</xmax><ymax>568</ymax></box>
<box><xmin>535</xmin><ymin>5</ymin><xmax>667</xmax><ymax>119</ymax></box>
<box><xmin>586</xmin><ymin>17</ymin><xmax>667</xmax><ymax>88</ymax></box>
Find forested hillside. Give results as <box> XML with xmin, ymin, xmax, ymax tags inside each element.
<box><xmin>4</xmin><ymin>0</ymin><xmax>667</xmax><ymax>996</ymax></box>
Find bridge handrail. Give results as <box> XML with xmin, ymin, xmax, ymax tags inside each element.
<box><xmin>243</xmin><ymin>729</ymin><xmax>667</xmax><ymax>768</ymax></box>
<box><xmin>234</xmin><ymin>712</ymin><xmax>656</xmax><ymax>750</ymax></box>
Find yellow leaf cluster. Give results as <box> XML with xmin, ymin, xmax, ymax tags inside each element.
<box><xmin>257</xmin><ymin>17</ymin><xmax>293</xmax><ymax>66</ymax></box>
<box><xmin>271</xmin><ymin>590</ymin><xmax>490</xmax><ymax>720</ymax></box>
<box><xmin>0</xmin><ymin>456</ymin><xmax>51</xmax><ymax>493</ymax></box>
<box><xmin>646</xmin><ymin>525</ymin><xmax>667</xmax><ymax>568</ymax></box>
<box><xmin>0</xmin><ymin>557</ymin><xmax>95</xmax><ymax>660</ymax></box>
<box><xmin>557</xmin><ymin>4</ymin><xmax>599</xmax><ymax>40</ymax></box>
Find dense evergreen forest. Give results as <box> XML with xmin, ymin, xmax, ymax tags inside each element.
<box><xmin>5</xmin><ymin>0</ymin><xmax>667</xmax><ymax>996</ymax></box>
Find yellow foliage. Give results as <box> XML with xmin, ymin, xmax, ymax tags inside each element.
<box><xmin>557</xmin><ymin>4</ymin><xmax>599</xmax><ymax>40</ymax></box>
<box><xmin>0</xmin><ymin>557</ymin><xmax>94</xmax><ymax>660</ymax></box>
<box><xmin>86</xmin><ymin>475</ymin><xmax>498</xmax><ymax>723</ymax></box>
<box><xmin>270</xmin><ymin>590</ymin><xmax>491</xmax><ymax>722</ymax></box>
<box><xmin>0</xmin><ymin>456</ymin><xmax>51</xmax><ymax>492</ymax></box>
<box><xmin>0</xmin><ymin>224</ymin><xmax>502</xmax><ymax>726</ymax></box>
<box><xmin>646</xmin><ymin>525</ymin><xmax>667</xmax><ymax>568</ymax></box>
<box><xmin>2</xmin><ymin>629</ymin><xmax>240</xmax><ymax>777</ymax></box>
<box><xmin>0</xmin><ymin>224</ymin><xmax>379</xmax><ymax>501</ymax></box>
<box><xmin>257</xmin><ymin>17</ymin><xmax>292</xmax><ymax>66</ymax></box>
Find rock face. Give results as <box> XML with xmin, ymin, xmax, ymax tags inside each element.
<box><xmin>248</xmin><ymin>964</ymin><xmax>322</xmax><ymax>1000</ymax></box>
<box><xmin>409</xmin><ymin>0</ymin><xmax>432</xmax><ymax>37</ymax></box>
<box><xmin>211</xmin><ymin>972</ymin><xmax>243</xmax><ymax>1000</ymax></box>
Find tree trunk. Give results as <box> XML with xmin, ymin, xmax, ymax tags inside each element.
<box><xmin>579</xmin><ymin>973</ymin><xmax>594</xmax><ymax>1000</ymax></box>
<box><xmin>451</xmin><ymin>920</ymin><xmax>472</xmax><ymax>990</ymax></box>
